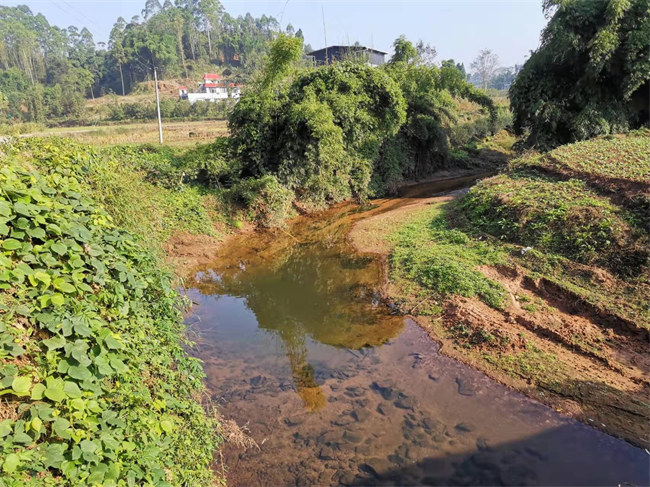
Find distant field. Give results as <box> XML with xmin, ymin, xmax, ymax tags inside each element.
<box><xmin>20</xmin><ymin>120</ymin><xmax>229</xmax><ymax>147</ymax></box>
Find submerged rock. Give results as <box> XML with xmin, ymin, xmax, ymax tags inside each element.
<box><xmin>394</xmin><ymin>394</ymin><xmax>416</xmax><ymax>410</ymax></box>
<box><xmin>456</xmin><ymin>377</ymin><xmax>477</xmax><ymax>396</ymax></box>
<box><xmin>362</xmin><ymin>457</ymin><xmax>392</xmax><ymax>477</ymax></box>
<box><xmin>455</xmin><ymin>422</ymin><xmax>474</xmax><ymax>433</ymax></box>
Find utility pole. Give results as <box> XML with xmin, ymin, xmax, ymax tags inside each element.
<box><xmin>153</xmin><ymin>67</ymin><xmax>163</xmax><ymax>144</ymax></box>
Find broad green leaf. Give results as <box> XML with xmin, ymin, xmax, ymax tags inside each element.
<box><xmin>160</xmin><ymin>420</ymin><xmax>173</xmax><ymax>434</ymax></box>
<box><xmin>43</xmin><ymin>335</ymin><xmax>66</xmax><ymax>350</ymax></box>
<box><xmin>34</xmin><ymin>271</ymin><xmax>51</xmax><ymax>287</ymax></box>
<box><xmin>50</xmin><ymin>242</ymin><xmax>67</xmax><ymax>256</ymax></box>
<box><xmin>28</xmin><ymin>226</ymin><xmax>47</xmax><ymax>240</ymax></box>
<box><xmin>104</xmin><ymin>335</ymin><xmax>123</xmax><ymax>350</ymax></box>
<box><xmin>2</xmin><ymin>239</ymin><xmax>21</xmax><ymax>251</ymax></box>
<box><xmin>50</xmin><ymin>293</ymin><xmax>65</xmax><ymax>307</ymax></box>
<box><xmin>44</xmin><ymin>443</ymin><xmax>67</xmax><ymax>468</ymax></box>
<box><xmin>11</xmin><ymin>376</ymin><xmax>32</xmax><ymax>396</ymax></box>
<box><xmin>44</xmin><ymin>378</ymin><xmax>66</xmax><ymax>403</ymax></box>
<box><xmin>0</xmin><ymin>419</ymin><xmax>12</xmax><ymax>437</ymax></box>
<box><xmin>30</xmin><ymin>416</ymin><xmax>42</xmax><ymax>433</ymax></box>
<box><xmin>53</xmin><ymin>278</ymin><xmax>76</xmax><ymax>294</ymax></box>
<box><xmin>68</xmin><ymin>365</ymin><xmax>92</xmax><ymax>381</ymax></box>
<box><xmin>31</xmin><ymin>383</ymin><xmax>46</xmax><ymax>400</ymax></box>
<box><xmin>52</xmin><ymin>417</ymin><xmax>71</xmax><ymax>439</ymax></box>
<box><xmin>2</xmin><ymin>453</ymin><xmax>19</xmax><ymax>473</ymax></box>
<box><xmin>109</xmin><ymin>357</ymin><xmax>128</xmax><ymax>374</ymax></box>
<box><xmin>63</xmin><ymin>381</ymin><xmax>82</xmax><ymax>398</ymax></box>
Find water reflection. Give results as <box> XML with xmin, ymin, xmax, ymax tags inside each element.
<box><xmin>186</xmin><ymin>242</ymin><xmax>404</xmax><ymax>410</ymax></box>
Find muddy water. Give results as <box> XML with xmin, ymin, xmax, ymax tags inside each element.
<box><xmin>184</xmin><ymin>176</ymin><xmax>649</xmax><ymax>486</ymax></box>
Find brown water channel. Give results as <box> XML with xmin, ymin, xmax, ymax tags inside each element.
<box><xmin>183</xmin><ymin>176</ymin><xmax>649</xmax><ymax>486</ymax></box>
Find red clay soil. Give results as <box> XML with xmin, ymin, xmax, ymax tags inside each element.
<box><xmin>349</xmin><ymin>197</ymin><xmax>650</xmax><ymax>449</ymax></box>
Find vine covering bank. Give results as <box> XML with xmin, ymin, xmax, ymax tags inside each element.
<box><xmin>0</xmin><ymin>139</ymin><xmax>219</xmax><ymax>486</ymax></box>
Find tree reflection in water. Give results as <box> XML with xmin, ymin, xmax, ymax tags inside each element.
<box><xmin>186</xmin><ymin>241</ymin><xmax>404</xmax><ymax>411</ymax></box>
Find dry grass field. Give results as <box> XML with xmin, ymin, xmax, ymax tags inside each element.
<box><xmin>21</xmin><ymin>120</ymin><xmax>229</xmax><ymax>147</ymax></box>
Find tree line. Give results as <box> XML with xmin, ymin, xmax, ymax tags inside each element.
<box><xmin>0</xmin><ymin>1</ymin><xmax>302</xmax><ymax>123</ymax></box>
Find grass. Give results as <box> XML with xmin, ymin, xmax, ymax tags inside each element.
<box><xmin>3</xmin><ymin>138</ymin><xmax>226</xmax><ymax>256</ymax></box>
<box><xmin>389</xmin><ymin>203</ymin><xmax>507</xmax><ymax>309</ymax></box>
<box><xmin>455</xmin><ymin>133</ymin><xmax>650</xmax><ymax>277</ymax></box>
<box><xmin>518</xmin><ymin>129</ymin><xmax>650</xmax><ymax>183</ymax></box>
<box><xmin>18</xmin><ymin>120</ymin><xmax>230</xmax><ymax>148</ymax></box>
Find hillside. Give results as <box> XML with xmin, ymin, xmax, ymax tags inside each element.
<box><xmin>351</xmin><ymin>130</ymin><xmax>650</xmax><ymax>447</ymax></box>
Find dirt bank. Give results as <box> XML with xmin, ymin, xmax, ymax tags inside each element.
<box><xmin>349</xmin><ymin>194</ymin><xmax>650</xmax><ymax>449</ymax></box>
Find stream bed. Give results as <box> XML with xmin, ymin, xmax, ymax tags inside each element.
<box><xmin>183</xmin><ymin>177</ymin><xmax>649</xmax><ymax>486</ymax></box>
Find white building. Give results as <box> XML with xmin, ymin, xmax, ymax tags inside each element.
<box><xmin>179</xmin><ymin>73</ymin><xmax>242</xmax><ymax>104</ymax></box>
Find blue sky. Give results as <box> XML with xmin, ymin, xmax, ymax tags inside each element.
<box><xmin>4</xmin><ymin>0</ymin><xmax>548</xmax><ymax>68</ymax></box>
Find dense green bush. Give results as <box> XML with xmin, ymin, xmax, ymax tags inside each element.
<box><xmin>108</xmin><ymin>98</ymin><xmax>235</xmax><ymax>122</ymax></box>
<box><xmin>510</xmin><ymin>0</ymin><xmax>650</xmax><ymax>149</ymax></box>
<box><xmin>230</xmin><ymin>35</ymin><xmax>501</xmax><ymax>205</ymax></box>
<box><xmin>227</xmin><ymin>175</ymin><xmax>295</xmax><ymax>227</ymax></box>
<box><xmin>230</xmin><ymin>37</ymin><xmax>407</xmax><ymax>206</ymax></box>
<box><xmin>0</xmin><ymin>141</ymin><xmax>219</xmax><ymax>485</ymax></box>
<box><xmin>6</xmin><ymin>138</ymin><xmax>218</xmax><ymax>251</ymax></box>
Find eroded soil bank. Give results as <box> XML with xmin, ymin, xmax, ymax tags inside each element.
<box><xmin>350</xmin><ymin>187</ymin><xmax>650</xmax><ymax>450</ymax></box>
<box><xmin>174</xmin><ymin>174</ymin><xmax>649</xmax><ymax>486</ymax></box>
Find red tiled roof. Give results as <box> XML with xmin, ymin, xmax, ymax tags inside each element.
<box><xmin>204</xmin><ymin>83</ymin><xmax>225</xmax><ymax>88</ymax></box>
<box><xmin>179</xmin><ymin>86</ymin><xmax>187</xmax><ymax>90</ymax></box>
<box><xmin>203</xmin><ymin>73</ymin><xmax>222</xmax><ymax>80</ymax></box>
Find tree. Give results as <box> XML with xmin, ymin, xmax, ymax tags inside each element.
<box><xmin>390</xmin><ymin>35</ymin><xmax>418</xmax><ymax>64</ymax></box>
<box><xmin>471</xmin><ymin>49</ymin><xmax>499</xmax><ymax>89</ymax></box>
<box><xmin>109</xmin><ymin>17</ymin><xmax>128</xmax><ymax>95</ymax></box>
<box><xmin>510</xmin><ymin>0</ymin><xmax>650</xmax><ymax>149</ymax></box>
<box><xmin>415</xmin><ymin>40</ymin><xmax>436</xmax><ymax>65</ymax></box>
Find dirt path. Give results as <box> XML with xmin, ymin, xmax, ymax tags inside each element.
<box><xmin>349</xmin><ymin>191</ymin><xmax>650</xmax><ymax>449</ymax></box>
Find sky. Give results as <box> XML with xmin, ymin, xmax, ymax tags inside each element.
<box><xmin>3</xmin><ymin>0</ymin><xmax>549</xmax><ymax>68</ymax></box>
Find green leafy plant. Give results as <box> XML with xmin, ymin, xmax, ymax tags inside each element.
<box><xmin>0</xmin><ymin>140</ymin><xmax>220</xmax><ymax>486</ymax></box>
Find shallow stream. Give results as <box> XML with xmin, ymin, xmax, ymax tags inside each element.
<box><xmin>183</xmin><ymin>176</ymin><xmax>649</xmax><ymax>486</ymax></box>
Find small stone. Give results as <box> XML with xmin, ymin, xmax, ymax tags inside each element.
<box><xmin>371</xmin><ymin>381</ymin><xmax>396</xmax><ymax>400</ymax></box>
<box><xmin>284</xmin><ymin>415</ymin><xmax>305</xmax><ymax>426</ymax></box>
<box><xmin>353</xmin><ymin>409</ymin><xmax>371</xmax><ymax>422</ymax></box>
<box><xmin>249</xmin><ymin>375</ymin><xmax>267</xmax><ymax>387</ymax></box>
<box><xmin>320</xmin><ymin>430</ymin><xmax>341</xmax><ymax>444</ymax></box>
<box><xmin>345</xmin><ymin>386</ymin><xmax>366</xmax><ymax>398</ymax></box>
<box><xmin>362</xmin><ymin>457</ymin><xmax>391</xmax><ymax>477</ymax></box>
<box><xmin>455</xmin><ymin>422</ymin><xmax>474</xmax><ymax>433</ymax></box>
<box><xmin>318</xmin><ymin>446</ymin><xmax>336</xmax><ymax>461</ymax></box>
<box><xmin>394</xmin><ymin>395</ymin><xmax>415</xmax><ymax>410</ymax></box>
<box><xmin>455</xmin><ymin>377</ymin><xmax>477</xmax><ymax>396</ymax></box>
<box><xmin>428</xmin><ymin>373</ymin><xmax>440</xmax><ymax>381</ymax></box>
<box><xmin>332</xmin><ymin>415</ymin><xmax>355</xmax><ymax>427</ymax></box>
<box><xmin>476</xmin><ymin>437</ymin><xmax>491</xmax><ymax>451</ymax></box>
<box><xmin>377</xmin><ymin>403</ymin><xmax>392</xmax><ymax>416</ymax></box>
<box><xmin>343</xmin><ymin>431</ymin><xmax>363</xmax><ymax>444</ymax></box>
<box><xmin>338</xmin><ymin>472</ymin><xmax>356</xmax><ymax>485</ymax></box>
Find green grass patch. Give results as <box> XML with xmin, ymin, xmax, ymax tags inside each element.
<box><xmin>389</xmin><ymin>203</ymin><xmax>507</xmax><ymax>309</ymax></box>
<box><xmin>3</xmin><ymin>137</ymin><xmax>227</xmax><ymax>254</ymax></box>
<box><xmin>0</xmin><ymin>150</ymin><xmax>220</xmax><ymax>484</ymax></box>
<box><xmin>483</xmin><ymin>340</ymin><xmax>565</xmax><ymax>388</ymax></box>
<box><xmin>457</xmin><ymin>147</ymin><xmax>649</xmax><ymax>276</ymax></box>
<box><xmin>516</xmin><ymin>129</ymin><xmax>650</xmax><ymax>184</ymax></box>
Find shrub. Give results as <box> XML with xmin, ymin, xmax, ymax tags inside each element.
<box><xmin>227</xmin><ymin>175</ymin><xmax>295</xmax><ymax>227</ymax></box>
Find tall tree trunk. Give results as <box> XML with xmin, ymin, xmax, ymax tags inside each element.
<box><xmin>207</xmin><ymin>25</ymin><xmax>213</xmax><ymax>59</ymax></box>
<box><xmin>177</xmin><ymin>22</ymin><xmax>188</xmax><ymax>78</ymax></box>
<box><xmin>119</xmin><ymin>64</ymin><xmax>125</xmax><ymax>96</ymax></box>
